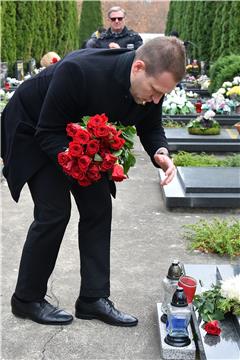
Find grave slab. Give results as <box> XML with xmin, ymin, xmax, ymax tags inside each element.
<box><xmin>157</xmin><ymin>303</ymin><xmax>196</xmax><ymax>360</ymax></box>
<box><xmin>158</xmin><ymin>167</ymin><xmax>240</xmax><ymax>208</ymax></box>
<box><xmin>162</xmin><ymin>114</ymin><xmax>240</xmax><ymax>126</ymax></box>
<box><xmin>165</xmin><ymin>128</ymin><xmax>240</xmax><ymax>152</ymax></box>
<box><xmin>184</xmin><ymin>264</ymin><xmax>240</xmax><ymax>360</ymax></box>
<box><xmin>178</xmin><ymin>167</ymin><xmax>240</xmax><ymax>194</ymax></box>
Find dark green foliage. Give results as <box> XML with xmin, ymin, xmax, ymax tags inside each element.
<box><xmin>1</xmin><ymin>1</ymin><xmax>17</xmax><ymax>74</ymax></box>
<box><xmin>79</xmin><ymin>0</ymin><xmax>103</xmax><ymax>48</ymax></box>
<box><xmin>165</xmin><ymin>1</ymin><xmax>240</xmax><ymax>63</ymax></box>
<box><xmin>209</xmin><ymin>55</ymin><xmax>240</xmax><ymax>92</ymax></box>
<box><xmin>173</xmin><ymin>151</ymin><xmax>240</xmax><ymax>167</ymax></box>
<box><xmin>1</xmin><ymin>0</ymin><xmax>79</xmax><ymax>75</ymax></box>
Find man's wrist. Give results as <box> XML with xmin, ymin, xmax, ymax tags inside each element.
<box><xmin>155</xmin><ymin>147</ymin><xmax>171</xmax><ymax>158</ymax></box>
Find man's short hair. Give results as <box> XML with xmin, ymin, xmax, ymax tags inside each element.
<box><xmin>107</xmin><ymin>6</ymin><xmax>126</xmax><ymax>18</ymax></box>
<box><xmin>135</xmin><ymin>36</ymin><xmax>186</xmax><ymax>82</ymax></box>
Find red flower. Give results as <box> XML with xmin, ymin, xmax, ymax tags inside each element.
<box><xmin>78</xmin><ymin>177</ymin><xmax>92</xmax><ymax>187</ymax></box>
<box><xmin>58</xmin><ymin>151</ymin><xmax>72</xmax><ymax>169</ymax></box>
<box><xmin>110</xmin><ymin>136</ymin><xmax>125</xmax><ymax>150</ymax></box>
<box><xmin>51</xmin><ymin>57</ymin><xmax>59</xmax><ymax>64</ymax></box>
<box><xmin>69</xmin><ymin>163</ymin><xmax>84</xmax><ymax>180</ymax></box>
<box><xmin>74</xmin><ymin>128</ymin><xmax>91</xmax><ymax>144</ymax></box>
<box><xmin>86</xmin><ymin>139</ymin><xmax>100</xmax><ymax>156</ymax></box>
<box><xmin>87</xmin><ymin>114</ymin><xmax>108</xmax><ymax>131</ymax></box>
<box><xmin>78</xmin><ymin>155</ymin><xmax>92</xmax><ymax>172</ymax></box>
<box><xmin>203</xmin><ymin>321</ymin><xmax>221</xmax><ymax>336</ymax></box>
<box><xmin>87</xmin><ymin>164</ymin><xmax>101</xmax><ymax>182</ymax></box>
<box><xmin>4</xmin><ymin>82</ymin><xmax>10</xmax><ymax>91</ymax></box>
<box><xmin>92</xmin><ymin>124</ymin><xmax>110</xmax><ymax>138</ymax></box>
<box><xmin>68</xmin><ymin>141</ymin><xmax>83</xmax><ymax>157</ymax></box>
<box><xmin>111</xmin><ymin>164</ymin><xmax>127</xmax><ymax>182</ymax></box>
<box><xmin>66</xmin><ymin>123</ymin><xmax>82</xmax><ymax>138</ymax></box>
<box><xmin>101</xmin><ymin>153</ymin><xmax>117</xmax><ymax>171</ymax></box>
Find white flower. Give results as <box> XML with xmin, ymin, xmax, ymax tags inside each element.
<box><xmin>204</xmin><ymin>110</ymin><xmax>215</xmax><ymax>120</ymax></box>
<box><xmin>222</xmin><ymin>81</ymin><xmax>232</xmax><ymax>88</ymax></box>
<box><xmin>217</xmin><ymin>88</ymin><xmax>226</xmax><ymax>95</ymax></box>
<box><xmin>232</xmin><ymin>76</ymin><xmax>240</xmax><ymax>85</ymax></box>
<box><xmin>220</xmin><ymin>275</ymin><xmax>240</xmax><ymax>302</ymax></box>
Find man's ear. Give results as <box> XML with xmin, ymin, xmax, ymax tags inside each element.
<box><xmin>132</xmin><ymin>60</ymin><xmax>146</xmax><ymax>74</ymax></box>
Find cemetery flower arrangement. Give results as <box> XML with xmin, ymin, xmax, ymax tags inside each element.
<box><xmin>226</xmin><ymin>86</ymin><xmax>240</xmax><ymax>104</ymax></box>
<box><xmin>57</xmin><ymin>114</ymin><xmax>136</xmax><ymax>187</ymax></box>
<box><xmin>201</xmin><ymin>92</ymin><xmax>234</xmax><ymax>114</ymax></box>
<box><xmin>193</xmin><ymin>275</ymin><xmax>240</xmax><ymax>336</ymax></box>
<box><xmin>187</xmin><ymin>110</ymin><xmax>221</xmax><ymax>135</ymax></box>
<box><xmin>186</xmin><ymin>60</ymin><xmax>199</xmax><ymax>76</ymax></box>
<box><xmin>162</xmin><ymin>88</ymin><xmax>195</xmax><ymax>115</ymax></box>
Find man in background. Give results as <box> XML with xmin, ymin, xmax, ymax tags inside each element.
<box><xmin>85</xmin><ymin>6</ymin><xmax>143</xmax><ymax>50</ymax></box>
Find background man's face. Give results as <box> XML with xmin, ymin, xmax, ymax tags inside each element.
<box><xmin>108</xmin><ymin>11</ymin><xmax>125</xmax><ymax>33</ymax></box>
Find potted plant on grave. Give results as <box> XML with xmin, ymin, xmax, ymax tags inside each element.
<box><xmin>187</xmin><ymin>110</ymin><xmax>221</xmax><ymax>135</ymax></box>
<box><xmin>162</xmin><ymin>88</ymin><xmax>196</xmax><ymax>115</ymax></box>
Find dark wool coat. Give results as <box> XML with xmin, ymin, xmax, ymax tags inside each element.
<box><xmin>1</xmin><ymin>48</ymin><xmax>168</xmax><ymax>202</ymax></box>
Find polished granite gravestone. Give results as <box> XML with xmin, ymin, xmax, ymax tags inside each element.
<box><xmin>158</xmin><ymin>167</ymin><xmax>240</xmax><ymax>208</ymax></box>
<box><xmin>183</xmin><ymin>264</ymin><xmax>240</xmax><ymax>360</ymax></box>
<box><xmin>162</xmin><ymin>114</ymin><xmax>240</xmax><ymax>126</ymax></box>
<box><xmin>165</xmin><ymin>128</ymin><xmax>240</xmax><ymax>152</ymax></box>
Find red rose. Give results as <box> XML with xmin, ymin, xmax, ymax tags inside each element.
<box><xmin>111</xmin><ymin>164</ymin><xmax>127</xmax><ymax>182</ymax></box>
<box><xmin>68</xmin><ymin>141</ymin><xmax>83</xmax><ymax>157</ymax></box>
<box><xmin>87</xmin><ymin>114</ymin><xmax>108</xmax><ymax>132</ymax></box>
<box><xmin>78</xmin><ymin>155</ymin><xmax>92</xmax><ymax>172</ymax></box>
<box><xmin>58</xmin><ymin>151</ymin><xmax>73</xmax><ymax>167</ymax></box>
<box><xmin>66</xmin><ymin>123</ymin><xmax>82</xmax><ymax>138</ymax></box>
<box><xmin>86</xmin><ymin>139</ymin><xmax>100</xmax><ymax>156</ymax></box>
<box><xmin>101</xmin><ymin>153</ymin><xmax>117</xmax><ymax>171</ymax></box>
<box><xmin>69</xmin><ymin>163</ymin><xmax>85</xmax><ymax>180</ymax></box>
<box><xmin>73</xmin><ymin>128</ymin><xmax>90</xmax><ymax>144</ymax></box>
<box><xmin>78</xmin><ymin>177</ymin><xmax>92</xmax><ymax>187</ymax></box>
<box><xmin>92</xmin><ymin>124</ymin><xmax>110</xmax><ymax>138</ymax></box>
<box><xmin>203</xmin><ymin>321</ymin><xmax>221</xmax><ymax>336</ymax></box>
<box><xmin>110</xmin><ymin>135</ymin><xmax>125</xmax><ymax>150</ymax></box>
<box><xmin>87</xmin><ymin>164</ymin><xmax>101</xmax><ymax>182</ymax></box>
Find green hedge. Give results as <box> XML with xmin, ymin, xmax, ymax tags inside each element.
<box><xmin>209</xmin><ymin>55</ymin><xmax>240</xmax><ymax>92</ymax></box>
<box><xmin>1</xmin><ymin>1</ymin><xmax>79</xmax><ymax>75</ymax></box>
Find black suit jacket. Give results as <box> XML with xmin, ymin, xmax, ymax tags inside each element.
<box><xmin>1</xmin><ymin>48</ymin><xmax>168</xmax><ymax>202</ymax></box>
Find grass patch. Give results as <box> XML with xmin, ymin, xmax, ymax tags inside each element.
<box><xmin>183</xmin><ymin>218</ymin><xmax>240</xmax><ymax>257</ymax></box>
<box><xmin>162</xmin><ymin>119</ymin><xmax>185</xmax><ymax>128</ymax></box>
<box><xmin>173</xmin><ymin>151</ymin><xmax>240</xmax><ymax>167</ymax></box>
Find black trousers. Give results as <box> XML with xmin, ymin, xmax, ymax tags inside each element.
<box><xmin>14</xmin><ymin>162</ymin><xmax>112</xmax><ymax>302</ymax></box>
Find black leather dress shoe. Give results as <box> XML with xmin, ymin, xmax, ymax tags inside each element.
<box><xmin>11</xmin><ymin>294</ymin><xmax>73</xmax><ymax>325</ymax></box>
<box><xmin>75</xmin><ymin>297</ymin><xmax>138</xmax><ymax>327</ymax></box>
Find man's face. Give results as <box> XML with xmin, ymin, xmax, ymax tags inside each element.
<box><xmin>108</xmin><ymin>10</ymin><xmax>125</xmax><ymax>33</ymax></box>
<box><xmin>130</xmin><ymin>61</ymin><xmax>177</xmax><ymax>105</ymax></box>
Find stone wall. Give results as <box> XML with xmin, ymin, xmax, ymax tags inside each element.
<box><xmin>77</xmin><ymin>0</ymin><xmax>170</xmax><ymax>34</ymax></box>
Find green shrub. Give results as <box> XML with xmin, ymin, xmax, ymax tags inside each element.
<box><xmin>209</xmin><ymin>55</ymin><xmax>240</xmax><ymax>93</ymax></box>
<box><xmin>162</xmin><ymin>119</ymin><xmax>185</xmax><ymax>128</ymax></box>
<box><xmin>183</xmin><ymin>218</ymin><xmax>240</xmax><ymax>257</ymax></box>
<box><xmin>173</xmin><ymin>151</ymin><xmax>240</xmax><ymax>167</ymax></box>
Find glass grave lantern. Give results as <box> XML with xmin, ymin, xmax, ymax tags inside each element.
<box><xmin>161</xmin><ymin>260</ymin><xmax>183</xmax><ymax>323</ymax></box>
<box><xmin>165</xmin><ymin>287</ymin><xmax>192</xmax><ymax>347</ymax></box>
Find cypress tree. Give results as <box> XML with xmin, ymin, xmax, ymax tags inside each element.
<box><xmin>210</xmin><ymin>2</ymin><xmax>225</xmax><ymax>61</ymax></box>
<box><xmin>1</xmin><ymin>1</ymin><xmax>17</xmax><ymax>74</ymax></box>
<box><xmin>79</xmin><ymin>0</ymin><xmax>103</xmax><ymax>48</ymax></box>
<box><xmin>198</xmin><ymin>1</ymin><xmax>216</xmax><ymax>61</ymax></box>
<box><xmin>219</xmin><ymin>1</ymin><xmax>233</xmax><ymax>57</ymax></box>
<box><xmin>165</xmin><ymin>1</ymin><xmax>174</xmax><ymax>35</ymax></box>
<box><xmin>229</xmin><ymin>1</ymin><xmax>240</xmax><ymax>55</ymax></box>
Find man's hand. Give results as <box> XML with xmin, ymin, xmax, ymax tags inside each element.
<box><xmin>153</xmin><ymin>154</ymin><xmax>176</xmax><ymax>186</ymax></box>
<box><xmin>108</xmin><ymin>42</ymin><xmax>121</xmax><ymax>49</ymax></box>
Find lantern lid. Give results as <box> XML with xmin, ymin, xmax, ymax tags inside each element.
<box><xmin>171</xmin><ymin>287</ymin><xmax>188</xmax><ymax>307</ymax></box>
<box><xmin>167</xmin><ymin>260</ymin><xmax>183</xmax><ymax>280</ymax></box>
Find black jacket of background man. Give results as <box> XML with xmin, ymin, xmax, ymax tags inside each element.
<box><xmin>88</xmin><ymin>26</ymin><xmax>143</xmax><ymax>49</ymax></box>
<box><xmin>1</xmin><ymin>48</ymin><xmax>168</xmax><ymax>202</ymax></box>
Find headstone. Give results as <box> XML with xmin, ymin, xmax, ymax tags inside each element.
<box><xmin>158</xmin><ymin>167</ymin><xmax>240</xmax><ymax>208</ymax></box>
<box><xmin>0</xmin><ymin>62</ymin><xmax>8</xmax><ymax>86</ymax></box>
<box><xmin>15</xmin><ymin>60</ymin><xmax>24</xmax><ymax>81</ymax></box>
<box><xmin>28</xmin><ymin>58</ymin><xmax>36</xmax><ymax>75</ymax></box>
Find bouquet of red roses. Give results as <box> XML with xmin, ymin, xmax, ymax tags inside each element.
<box><xmin>58</xmin><ymin>113</ymin><xmax>136</xmax><ymax>187</ymax></box>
